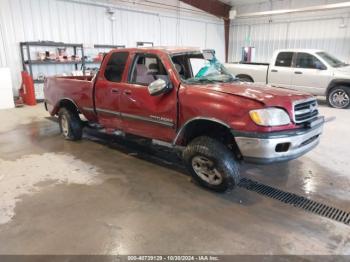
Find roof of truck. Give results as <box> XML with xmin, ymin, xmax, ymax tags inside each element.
<box><xmin>275</xmin><ymin>49</ymin><xmax>325</xmax><ymax>53</ymax></box>
<box><xmin>114</xmin><ymin>46</ymin><xmax>201</xmax><ymax>54</ymax></box>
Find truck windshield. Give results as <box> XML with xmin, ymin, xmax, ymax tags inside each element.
<box><xmin>171</xmin><ymin>52</ymin><xmax>236</xmax><ymax>84</ymax></box>
<box><xmin>317</xmin><ymin>52</ymin><xmax>348</xmax><ymax>68</ymax></box>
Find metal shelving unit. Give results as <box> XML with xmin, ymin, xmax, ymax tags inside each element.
<box><xmin>94</xmin><ymin>44</ymin><xmax>125</xmax><ymax>49</ymax></box>
<box><xmin>84</xmin><ymin>44</ymin><xmax>126</xmax><ymax>65</ymax></box>
<box><xmin>19</xmin><ymin>42</ymin><xmax>125</xmax><ymax>99</ymax></box>
<box><xmin>20</xmin><ymin>41</ymin><xmax>86</xmax><ymax>84</ymax></box>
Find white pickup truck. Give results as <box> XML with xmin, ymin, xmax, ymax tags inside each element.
<box><xmin>225</xmin><ymin>49</ymin><xmax>350</xmax><ymax>109</ymax></box>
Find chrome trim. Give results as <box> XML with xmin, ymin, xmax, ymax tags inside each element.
<box><xmin>96</xmin><ymin>108</ymin><xmax>121</xmax><ymax>117</ymax></box>
<box><xmin>82</xmin><ymin>107</ymin><xmax>95</xmax><ymax>112</ymax></box>
<box><xmin>235</xmin><ymin>123</ymin><xmax>323</xmax><ymax>163</ymax></box>
<box><xmin>122</xmin><ymin>112</ymin><xmax>174</xmax><ymax>127</ymax></box>
<box><xmin>91</xmin><ymin>108</ymin><xmax>174</xmax><ymax>128</ymax></box>
<box><xmin>172</xmin><ymin>117</ymin><xmax>231</xmax><ymax>145</ymax></box>
<box><xmin>292</xmin><ymin>97</ymin><xmax>318</xmax><ymax>124</ymax></box>
<box><xmin>295</xmin><ymin>108</ymin><xmax>313</xmax><ymax>115</ymax></box>
<box><xmin>292</xmin><ymin>97</ymin><xmax>317</xmax><ymax>107</ymax></box>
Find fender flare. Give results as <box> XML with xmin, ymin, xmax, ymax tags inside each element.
<box><xmin>53</xmin><ymin>97</ymin><xmax>80</xmax><ymax>115</ymax></box>
<box><xmin>173</xmin><ymin>117</ymin><xmax>231</xmax><ymax>145</ymax></box>
<box><xmin>326</xmin><ymin>79</ymin><xmax>350</xmax><ymax>95</ymax></box>
<box><xmin>236</xmin><ymin>74</ymin><xmax>254</xmax><ymax>82</ymax></box>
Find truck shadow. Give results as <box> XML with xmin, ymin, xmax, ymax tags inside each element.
<box><xmin>42</xmin><ymin>117</ymin><xmax>346</xmax><ymax>208</ymax></box>
<box><xmin>83</xmin><ymin>127</ymin><xmax>187</xmax><ymax>174</ymax></box>
<box><xmin>82</xmin><ymin>127</ymin><xmax>278</xmax><ymax>206</ymax></box>
<box><xmin>83</xmin><ymin>126</ymin><xmax>348</xmax><ymax>207</ymax></box>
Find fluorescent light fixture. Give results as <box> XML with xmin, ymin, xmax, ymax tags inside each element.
<box><xmin>236</xmin><ymin>1</ymin><xmax>350</xmax><ymax>18</ymax></box>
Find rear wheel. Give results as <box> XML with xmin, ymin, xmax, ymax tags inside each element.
<box><xmin>327</xmin><ymin>86</ymin><xmax>350</xmax><ymax>109</ymax></box>
<box><xmin>183</xmin><ymin>136</ymin><xmax>240</xmax><ymax>193</ymax></box>
<box><xmin>58</xmin><ymin>108</ymin><xmax>83</xmax><ymax>140</ymax></box>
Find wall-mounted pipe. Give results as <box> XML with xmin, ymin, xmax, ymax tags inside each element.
<box><xmin>236</xmin><ymin>1</ymin><xmax>350</xmax><ymax>18</ymax></box>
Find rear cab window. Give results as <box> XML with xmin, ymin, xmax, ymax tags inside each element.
<box><xmin>104</xmin><ymin>52</ymin><xmax>129</xmax><ymax>82</ymax></box>
<box><xmin>275</xmin><ymin>52</ymin><xmax>293</xmax><ymax>67</ymax></box>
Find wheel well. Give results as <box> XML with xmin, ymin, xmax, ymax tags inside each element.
<box><xmin>177</xmin><ymin>120</ymin><xmax>242</xmax><ymax>159</ymax></box>
<box><xmin>236</xmin><ymin>74</ymin><xmax>254</xmax><ymax>82</ymax></box>
<box><xmin>327</xmin><ymin>81</ymin><xmax>350</xmax><ymax>95</ymax></box>
<box><xmin>55</xmin><ymin>99</ymin><xmax>79</xmax><ymax>115</ymax></box>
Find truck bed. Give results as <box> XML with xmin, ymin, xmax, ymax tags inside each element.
<box><xmin>225</xmin><ymin>62</ymin><xmax>269</xmax><ymax>84</ymax></box>
<box><xmin>44</xmin><ymin>75</ymin><xmax>96</xmax><ymax>120</ymax></box>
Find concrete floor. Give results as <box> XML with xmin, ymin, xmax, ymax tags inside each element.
<box><xmin>0</xmin><ymin>99</ymin><xmax>349</xmax><ymax>255</ymax></box>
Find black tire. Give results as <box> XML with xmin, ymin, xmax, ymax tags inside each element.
<box><xmin>183</xmin><ymin>136</ymin><xmax>240</xmax><ymax>193</ymax></box>
<box><xmin>327</xmin><ymin>86</ymin><xmax>350</xmax><ymax>109</ymax></box>
<box><xmin>237</xmin><ymin>75</ymin><xmax>253</xmax><ymax>83</ymax></box>
<box><xmin>58</xmin><ymin>107</ymin><xmax>83</xmax><ymax>140</ymax></box>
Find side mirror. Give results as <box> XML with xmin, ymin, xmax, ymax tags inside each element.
<box><xmin>148</xmin><ymin>79</ymin><xmax>171</xmax><ymax>96</ymax></box>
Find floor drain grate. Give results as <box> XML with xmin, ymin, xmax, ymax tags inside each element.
<box><xmin>238</xmin><ymin>178</ymin><xmax>350</xmax><ymax>226</ymax></box>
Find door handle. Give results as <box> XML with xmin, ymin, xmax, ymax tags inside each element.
<box><xmin>294</xmin><ymin>71</ymin><xmax>303</xmax><ymax>74</ymax></box>
<box><xmin>271</xmin><ymin>69</ymin><xmax>278</xmax><ymax>73</ymax></box>
<box><xmin>123</xmin><ymin>90</ymin><xmax>132</xmax><ymax>95</ymax></box>
<box><xmin>111</xmin><ymin>88</ymin><xmax>119</xmax><ymax>94</ymax></box>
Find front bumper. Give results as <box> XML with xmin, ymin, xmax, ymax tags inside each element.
<box><xmin>232</xmin><ymin>118</ymin><xmax>324</xmax><ymax>164</ymax></box>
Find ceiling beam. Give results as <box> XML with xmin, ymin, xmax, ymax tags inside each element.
<box><xmin>179</xmin><ymin>0</ymin><xmax>231</xmax><ymax>19</ymax></box>
<box><xmin>180</xmin><ymin>0</ymin><xmax>231</xmax><ymax>62</ymax></box>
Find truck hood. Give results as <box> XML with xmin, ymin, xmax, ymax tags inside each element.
<box><xmin>334</xmin><ymin>65</ymin><xmax>350</xmax><ymax>75</ymax></box>
<box><xmin>200</xmin><ymin>82</ymin><xmax>311</xmax><ymax>107</ymax></box>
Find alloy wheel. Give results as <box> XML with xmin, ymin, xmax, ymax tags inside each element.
<box><xmin>330</xmin><ymin>89</ymin><xmax>350</xmax><ymax>108</ymax></box>
<box><xmin>60</xmin><ymin>115</ymin><xmax>69</xmax><ymax>137</ymax></box>
<box><xmin>191</xmin><ymin>156</ymin><xmax>223</xmax><ymax>186</ymax></box>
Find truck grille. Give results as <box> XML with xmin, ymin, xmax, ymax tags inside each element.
<box><xmin>293</xmin><ymin>99</ymin><xmax>319</xmax><ymax>124</ymax></box>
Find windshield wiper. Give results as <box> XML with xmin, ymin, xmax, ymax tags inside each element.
<box><xmin>187</xmin><ymin>78</ymin><xmax>217</xmax><ymax>84</ymax></box>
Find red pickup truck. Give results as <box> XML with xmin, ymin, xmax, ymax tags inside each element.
<box><xmin>44</xmin><ymin>47</ymin><xmax>324</xmax><ymax>192</ymax></box>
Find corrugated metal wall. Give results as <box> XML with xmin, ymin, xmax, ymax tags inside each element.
<box><xmin>0</xmin><ymin>0</ymin><xmax>225</xmax><ymax>94</ymax></box>
<box><xmin>229</xmin><ymin>0</ymin><xmax>350</xmax><ymax>63</ymax></box>
<box><xmin>0</xmin><ymin>19</ymin><xmax>7</xmax><ymax>67</ymax></box>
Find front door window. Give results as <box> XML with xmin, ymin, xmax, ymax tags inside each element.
<box><xmin>129</xmin><ymin>54</ymin><xmax>169</xmax><ymax>86</ymax></box>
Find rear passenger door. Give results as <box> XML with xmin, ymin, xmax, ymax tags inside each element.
<box><xmin>94</xmin><ymin>51</ymin><xmax>129</xmax><ymax>129</ymax></box>
<box><xmin>268</xmin><ymin>52</ymin><xmax>294</xmax><ymax>89</ymax></box>
<box><xmin>119</xmin><ymin>52</ymin><xmax>177</xmax><ymax>142</ymax></box>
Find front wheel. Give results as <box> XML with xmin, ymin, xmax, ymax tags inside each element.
<box><xmin>183</xmin><ymin>136</ymin><xmax>240</xmax><ymax>193</ymax></box>
<box><xmin>327</xmin><ymin>86</ymin><xmax>350</xmax><ymax>109</ymax></box>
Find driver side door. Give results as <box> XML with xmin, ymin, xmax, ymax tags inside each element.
<box><xmin>119</xmin><ymin>52</ymin><xmax>177</xmax><ymax>142</ymax></box>
<box><xmin>291</xmin><ymin>52</ymin><xmax>332</xmax><ymax>95</ymax></box>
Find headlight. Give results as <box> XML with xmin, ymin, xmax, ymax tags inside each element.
<box><xmin>249</xmin><ymin>108</ymin><xmax>290</xmax><ymax>126</ymax></box>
